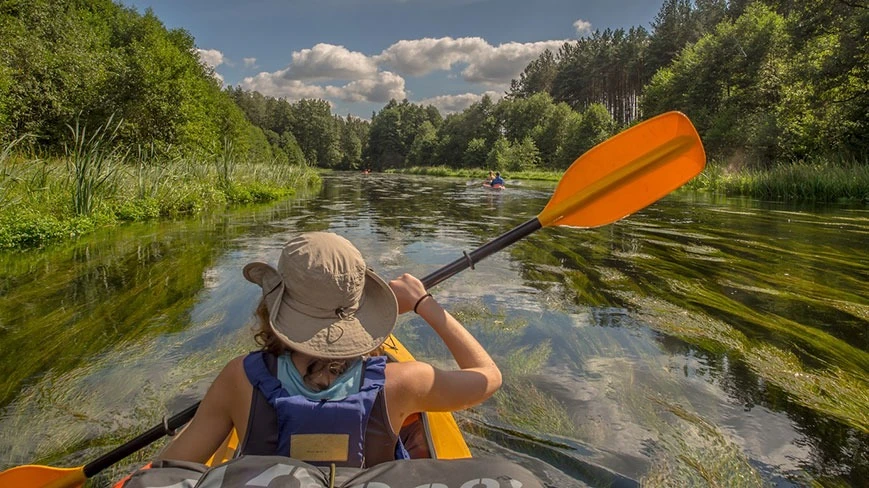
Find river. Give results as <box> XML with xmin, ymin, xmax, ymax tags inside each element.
<box><xmin>0</xmin><ymin>172</ymin><xmax>866</xmax><ymax>487</ymax></box>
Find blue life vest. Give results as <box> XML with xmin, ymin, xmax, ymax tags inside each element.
<box><xmin>242</xmin><ymin>351</ymin><xmax>409</xmax><ymax>467</ymax></box>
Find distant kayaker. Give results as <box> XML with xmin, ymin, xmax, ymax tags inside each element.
<box><xmin>484</xmin><ymin>170</ymin><xmax>495</xmax><ymax>184</ymax></box>
<box><xmin>489</xmin><ymin>172</ymin><xmax>505</xmax><ymax>188</ymax></box>
<box><xmin>157</xmin><ymin>232</ymin><xmax>501</xmax><ymax>467</ymax></box>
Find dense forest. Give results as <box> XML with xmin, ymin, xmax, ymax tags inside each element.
<box><xmin>1</xmin><ymin>0</ymin><xmax>867</xmax><ymax>174</ymax></box>
<box><xmin>225</xmin><ymin>0</ymin><xmax>867</xmax><ymax>173</ymax></box>
<box><xmin>0</xmin><ymin>0</ymin><xmax>283</xmax><ymax>162</ymax></box>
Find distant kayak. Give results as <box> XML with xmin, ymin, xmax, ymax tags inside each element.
<box><xmin>482</xmin><ymin>183</ymin><xmax>505</xmax><ymax>191</ymax></box>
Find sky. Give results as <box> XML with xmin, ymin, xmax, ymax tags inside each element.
<box><xmin>118</xmin><ymin>0</ymin><xmax>663</xmax><ymax>119</ymax></box>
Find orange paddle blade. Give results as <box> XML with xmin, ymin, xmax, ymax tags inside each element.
<box><xmin>0</xmin><ymin>464</ymin><xmax>85</xmax><ymax>488</ymax></box>
<box><xmin>538</xmin><ymin>111</ymin><xmax>705</xmax><ymax>228</ymax></box>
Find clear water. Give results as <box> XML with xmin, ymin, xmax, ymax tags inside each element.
<box><xmin>0</xmin><ymin>173</ymin><xmax>866</xmax><ymax>486</ymax></box>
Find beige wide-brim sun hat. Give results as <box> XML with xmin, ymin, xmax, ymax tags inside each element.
<box><xmin>243</xmin><ymin>232</ymin><xmax>398</xmax><ymax>359</ymax></box>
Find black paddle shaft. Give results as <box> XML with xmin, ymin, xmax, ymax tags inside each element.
<box><xmin>83</xmin><ymin>402</ymin><xmax>201</xmax><ymax>477</ymax></box>
<box><xmin>421</xmin><ymin>217</ymin><xmax>542</xmax><ymax>290</ymax></box>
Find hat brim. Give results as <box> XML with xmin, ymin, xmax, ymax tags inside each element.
<box><xmin>245</xmin><ymin>262</ymin><xmax>397</xmax><ymax>359</ymax></box>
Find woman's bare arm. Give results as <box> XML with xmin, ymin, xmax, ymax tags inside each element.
<box><xmin>387</xmin><ymin>274</ymin><xmax>502</xmax><ymax>423</ymax></box>
<box><xmin>157</xmin><ymin>356</ymin><xmax>246</xmax><ymax>462</ymax></box>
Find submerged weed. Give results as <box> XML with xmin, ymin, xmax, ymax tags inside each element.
<box><xmin>640</xmin><ymin>395</ymin><xmax>767</xmax><ymax>488</ymax></box>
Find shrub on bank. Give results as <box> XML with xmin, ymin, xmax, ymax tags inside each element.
<box><xmin>0</xmin><ymin>210</ymin><xmax>116</xmax><ymax>248</ymax></box>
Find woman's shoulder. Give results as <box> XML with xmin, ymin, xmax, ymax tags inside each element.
<box><xmin>216</xmin><ymin>354</ymin><xmax>253</xmax><ymax>383</ymax></box>
<box><xmin>384</xmin><ymin>360</ymin><xmax>435</xmax><ymax>387</ymax></box>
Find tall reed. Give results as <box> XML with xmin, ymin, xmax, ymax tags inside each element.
<box><xmin>64</xmin><ymin>115</ymin><xmax>127</xmax><ymax>215</ymax></box>
<box><xmin>216</xmin><ymin>138</ymin><xmax>237</xmax><ymax>189</ymax></box>
<box><xmin>133</xmin><ymin>142</ymin><xmax>174</xmax><ymax>200</ymax></box>
<box><xmin>0</xmin><ymin>135</ymin><xmax>28</xmax><ymax>207</ymax></box>
<box><xmin>687</xmin><ymin>156</ymin><xmax>869</xmax><ymax>202</ymax></box>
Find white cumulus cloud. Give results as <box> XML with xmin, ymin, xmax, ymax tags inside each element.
<box><xmin>573</xmin><ymin>19</ymin><xmax>593</xmax><ymax>36</ymax></box>
<box><xmin>286</xmin><ymin>43</ymin><xmax>379</xmax><ymax>81</ymax></box>
<box><xmin>196</xmin><ymin>48</ymin><xmax>224</xmax><ymax>68</ymax></box>
<box><xmin>327</xmin><ymin>71</ymin><xmax>406</xmax><ymax>103</ymax></box>
<box><xmin>242</xmin><ymin>70</ymin><xmax>405</xmax><ymax>104</ymax></box>
<box><xmin>460</xmin><ymin>40</ymin><xmax>566</xmax><ymax>85</ymax></box>
<box><xmin>418</xmin><ymin>90</ymin><xmax>502</xmax><ymax>114</ymax></box>
<box><xmin>376</xmin><ymin>37</ymin><xmax>489</xmax><ymax>76</ymax></box>
<box><xmin>243</xmin><ymin>57</ymin><xmax>257</xmax><ymax>68</ymax></box>
<box><xmin>236</xmin><ymin>33</ymin><xmax>568</xmax><ymax>109</ymax></box>
<box><xmin>377</xmin><ymin>37</ymin><xmax>567</xmax><ymax>86</ymax></box>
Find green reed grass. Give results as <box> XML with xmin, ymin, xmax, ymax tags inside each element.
<box><xmin>0</xmin><ymin>132</ymin><xmax>320</xmax><ymax>249</ymax></box>
<box><xmin>398</xmin><ymin>157</ymin><xmax>869</xmax><ymax>201</ymax></box>
<box><xmin>64</xmin><ymin>115</ymin><xmax>127</xmax><ymax>216</ymax></box>
<box><xmin>684</xmin><ymin>158</ymin><xmax>869</xmax><ymax>202</ymax></box>
<box><xmin>216</xmin><ymin>138</ymin><xmax>237</xmax><ymax>189</ymax></box>
<box><xmin>0</xmin><ymin>135</ymin><xmax>29</xmax><ymax>207</ymax></box>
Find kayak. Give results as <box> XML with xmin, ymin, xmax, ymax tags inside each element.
<box><xmin>200</xmin><ymin>334</ymin><xmax>471</xmax><ymax>465</ymax></box>
<box><xmin>482</xmin><ymin>183</ymin><xmax>505</xmax><ymax>191</ymax></box>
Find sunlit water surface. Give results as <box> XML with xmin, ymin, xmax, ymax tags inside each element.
<box><xmin>0</xmin><ymin>173</ymin><xmax>866</xmax><ymax>487</ymax></box>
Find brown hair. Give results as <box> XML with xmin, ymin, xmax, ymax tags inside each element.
<box><xmin>253</xmin><ymin>299</ymin><xmax>357</xmax><ymax>391</ymax></box>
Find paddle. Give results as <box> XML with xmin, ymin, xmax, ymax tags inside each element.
<box><xmin>0</xmin><ymin>403</ymin><xmax>199</xmax><ymax>488</ymax></box>
<box><xmin>421</xmin><ymin>110</ymin><xmax>705</xmax><ymax>288</ymax></box>
<box><xmin>0</xmin><ymin>110</ymin><xmax>705</xmax><ymax>488</ymax></box>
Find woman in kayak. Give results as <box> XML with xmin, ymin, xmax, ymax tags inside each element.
<box><xmin>157</xmin><ymin>231</ymin><xmax>501</xmax><ymax>467</ymax></box>
<box><xmin>489</xmin><ymin>172</ymin><xmax>505</xmax><ymax>188</ymax></box>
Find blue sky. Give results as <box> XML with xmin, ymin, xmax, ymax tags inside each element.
<box><xmin>119</xmin><ymin>0</ymin><xmax>663</xmax><ymax>118</ymax></box>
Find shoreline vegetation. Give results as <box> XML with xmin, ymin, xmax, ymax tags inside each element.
<box><xmin>388</xmin><ymin>160</ymin><xmax>869</xmax><ymax>203</ymax></box>
<box><xmin>2</xmin><ymin>0</ymin><xmax>866</xmax><ymax>251</ymax></box>
<box><xmin>0</xmin><ymin>127</ymin><xmax>320</xmax><ymax>251</ymax></box>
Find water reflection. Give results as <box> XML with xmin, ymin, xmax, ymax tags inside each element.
<box><xmin>0</xmin><ymin>173</ymin><xmax>865</xmax><ymax>486</ymax></box>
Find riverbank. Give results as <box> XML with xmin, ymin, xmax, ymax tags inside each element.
<box><xmin>387</xmin><ymin>160</ymin><xmax>869</xmax><ymax>203</ymax></box>
<box><xmin>684</xmin><ymin>159</ymin><xmax>869</xmax><ymax>203</ymax></box>
<box><xmin>0</xmin><ymin>139</ymin><xmax>320</xmax><ymax>250</ymax></box>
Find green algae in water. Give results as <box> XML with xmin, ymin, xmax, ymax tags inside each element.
<box><xmin>625</xmin><ymin>292</ymin><xmax>869</xmax><ymax>434</ymax></box>
<box><xmin>640</xmin><ymin>396</ymin><xmax>768</xmax><ymax>488</ymax></box>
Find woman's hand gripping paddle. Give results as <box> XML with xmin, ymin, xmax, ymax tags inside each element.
<box><xmin>0</xmin><ymin>111</ymin><xmax>705</xmax><ymax>488</ymax></box>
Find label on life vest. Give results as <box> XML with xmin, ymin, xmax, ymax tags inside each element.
<box><xmin>290</xmin><ymin>434</ymin><xmax>349</xmax><ymax>462</ymax></box>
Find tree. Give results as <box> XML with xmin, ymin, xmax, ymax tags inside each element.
<box><xmin>646</xmin><ymin>0</ymin><xmax>697</xmax><ymax>81</ymax></box>
<box><xmin>463</xmin><ymin>138</ymin><xmax>489</xmax><ymax>168</ymax></box>
<box><xmin>641</xmin><ymin>4</ymin><xmax>788</xmax><ymax>163</ymax></box>
<box><xmin>407</xmin><ymin>121</ymin><xmax>438</xmax><ymax>167</ymax></box>
<box><xmin>508</xmin><ymin>49</ymin><xmax>560</xmax><ymax>98</ymax></box>
<box><xmin>290</xmin><ymin>98</ymin><xmax>340</xmax><ymax>167</ymax></box>
<box><xmin>434</xmin><ymin>95</ymin><xmax>498</xmax><ymax>168</ymax></box>
<box><xmin>549</xmin><ymin>27</ymin><xmax>649</xmax><ymax>126</ymax></box>
<box><xmin>0</xmin><ymin>0</ymin><xmax>273</xmax><ymax>158</ymax></box>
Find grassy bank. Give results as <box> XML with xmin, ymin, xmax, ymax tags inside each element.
<box><xmin>0</xmin><ymin>133</ymin><xmax>320</xmax><ymax>250</ymax></box>
<box><xmin>388</xmin><ymin>160</ymin><xmax>869</xmax><ymax>203</ymax></box>
<box><xmin>684</xmin><ymin>158</ymin><xmax>869</xmax><ymax>202</ymax></box>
